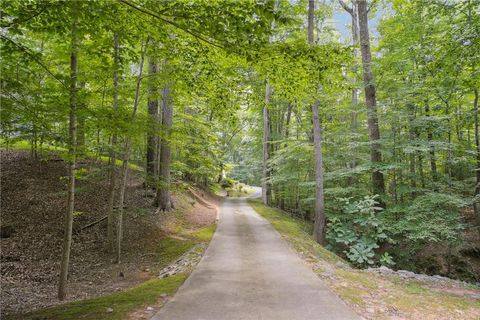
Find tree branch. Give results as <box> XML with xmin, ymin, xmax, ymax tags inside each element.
<box><xmin>368</xmin><ymin>0</ymin><xmax>378</xmax><ymax>13</ymax></box>
<box><xmin>118</xmin><ymin>0</ymin><xmax>225</xmax><ymax>50</ymax></box>
<box><xmin>339</xmin><ymin>0</ymin><xmax>353</xmax><ymax>15</ymax></box>
<box><xmin>0</xmin><ymin>3</ymin><xmax>50</xmax><ymax>28</ymax></box>
<box><xmin>1</xmin><ymin>34</ymin><xmax>68</xmax><ymax>89</ymax></box>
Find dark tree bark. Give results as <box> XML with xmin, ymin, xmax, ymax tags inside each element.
<box><xmin>308</xmin><ymin>0</ymin><xmax>315</xmax><ymax>43</ymax></box>
<box><xmin>146</xmin><ymin>52</ymin><xmax>159</xmax><ymax>184</ymax></box>
<box><xmin>107</xmin><ymin>32</ymin><xmax>119</xmax><ymax>253</ymax></box>
<box><xmin>156</xmin><ymin>79</ymin><xmax>173</xmax><ymax>211</ymax></box>
<box><xmin>309</xmin><ymin>0</ymin><xmax>326</xmax><ymax>245</ymax></box>
<box><xmin>58</xmin><ymin>0</ymin><xmax>79</xmax><ymax>300</ymax></box>
<box><xmin>357</xmin><ymin>0</ymin><xmax>385</xmax><ymax>198</ymax></box>
<box><xmin>473</xmin><ymin>88</ymin><xmax>480</xmax><ymax>236</ymax></box>
<box><xmin>424</xmin><ymin>103</ymin><xmax>437</xmax><ymax>183</ymax></box>
<box><xmin>408</xmin><ymin>104</ymin><xmax>417</xmax><ymax>197</ymax></box>
<box><xmin>262</xmin><ymin>83</ymin><xmax>272</xmax><ymax>205</ymax></box>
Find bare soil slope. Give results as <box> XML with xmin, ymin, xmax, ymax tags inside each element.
<box><xmin>0</xmin><ymin>150</ymin><xmax>217</xmax><ymax>316</ymax></box>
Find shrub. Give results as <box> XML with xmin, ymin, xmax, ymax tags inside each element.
<box><xmin>327</xmin><ymin>195</ymin><xmax>393</xmax><ymax>267</ymax></box>
<box><xmin>391</xmin><ymin>192</ymin><xmax>465</xmax><ymax>246</ymax></box>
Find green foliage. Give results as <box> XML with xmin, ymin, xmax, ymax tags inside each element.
<box><xmin>221</xmin><ymin>178</ymin><xmax>237</xmax><ymax>188</ymax></box>
<box><xmin>327</xmin><ymin>195</ymin><xmax>392</xmax><ymax>267</ymax></box>
<box><xmin>390</xmin><ymin>193</ymin><xmax>465</xmax><ymax>245</ymax></box>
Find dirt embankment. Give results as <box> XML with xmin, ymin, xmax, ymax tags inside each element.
<box><xmin>0</xmin><ymin>150</ymin><xmax>218</xmax><ymax>316</ymax></box>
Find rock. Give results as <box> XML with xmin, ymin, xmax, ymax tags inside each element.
<box><xmin>378</xmin><ymin>266</ymin><xmax>391</xmax><ymax>272</ymax></box>
<box><xmin>119</xmin><ymin>271</ymin><xmax>124</xmax><ymax>278</ymax></box>
<box><xmin>397</xmin><ymin>270</ymin><xmax>416</xmax><ymax>278</ymax></box>
<box><xmin>106</xmin><ymin>307</ymin><xmax>113</xmax><ymax>313</ymax></box>
<box><xmin>146</xmin><ymin>306</ymin><xmax>154</xmax><ymax>311</ymax></box>
<box><xmin>366</xmin><ymin>307</ymin><xmax>375</xmax><ymax>313</ymax></box>
<box><xmin>467</xmin><ymin>293</ymin><xmax>480</xmax><ymax>299</ymax></box>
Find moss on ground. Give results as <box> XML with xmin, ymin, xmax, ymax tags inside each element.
<box><xmin>19</xmin><ymin>274</ymin><xmax>187</xmax><ymax>320</ymax></box>
<box><xmin>248</xmin><ymin>199</ymin><xmax>480</xmax><ymax>320</ymax></box>
<box><xmin>192</xmin><ymin>224</ymin><xmax>217</xmax><ymax>242</ymax></box>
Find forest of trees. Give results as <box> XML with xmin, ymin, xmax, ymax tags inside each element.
<box><xmin>1</xmin><ymin>0</ymin><xmax>479</xmax><ymax>300</ymax></box>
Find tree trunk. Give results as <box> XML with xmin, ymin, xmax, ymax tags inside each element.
<box><xmin>146</xmin><ymin>52</ymin><xmax>159</xmax><ymax>185</ymax></box>
<box><xmin>279</xmin><ymin>103</ymin><xmax>292</xmax><ymax>210</ymax></box>
<box><xmin>77</xmin><ymin>93</ymin><xmax>86</xmax><ymax>155</ymax></box>
<box><xmin>307</xmin><ymin>0</ymin><xmax>315</xmax><ymax>43</ymax></box>
<box><xmin>156</xmin><ymin>78</ymin><xmax>173</xmax><ymax>211</ymax></box>
<box><xmin>308</xmin><ymin>0</ymin><xmax>326</xmax><ymax>245</ymax></box>
<box><xmin>312</xmin><ymin>97</ymin><xmax>326</xmax><ymax>245</ymax></box>
<box><xmin>357</xmin><ymin>0</ymin><xmax>386</xmax><ymax>198</ymax></box>
<box><xmin>115</xmin><ymin>41</ymin><xmax>147</xmax><ymax>264</ymax></box>
<box><xmin>424</xmin><ymin>103</ymin><xmax>437</xmax><ymax>183</ymax></box>
<box><xmin>408</xmin><ymin>104</ymin><xmax>416</xmax><ymax>197</ymax></box>
<box><xmin>473</xmin><ymin>88</ymin><xmax>480</xmax><ymax>236</ymax></box>
<box><xmin>262</xmin><ymin>83</ymin><xmax>272</xmax><ymax>205</ymax></box>
<box><xmin>107</xmin><ymin>32</ymin><xmax>119</xmax><ymax>253</ymax></box>
<box><xmin>339</xmin><ymin>0</ymin><xmax>360</xmax><ymax>174</ymax></box>
<box><xmin>58</xmin><ymin>0</ymin><xmax>79</xmax><ymax>300</ymax></box>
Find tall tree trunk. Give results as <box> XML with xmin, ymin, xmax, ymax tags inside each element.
<box><xmin>408</xmin><ymin>104</ymin><xmax>416</xmax><ymax>197</ymax></box>
<box><xmin>279</xmin><ymin>103</ymin><xmax>292</xmax><ymax>210</ymax></box>
<box><xmin>262</xmin><ymin>83</ymin><xmax>272</xmax><ymax>205</ymax></box>
<box><xmin>309</xmin><ymin>0</ymin><xmax>326</xmax><ymax>245</ymax></box>
<box><xmin>77</xmin><ymin>88</ymin><xmax>86</xmax><ymax>155</ymax></box>
<box><xmin>156</xmin><ymin>79</ymin><xmax>173</xmax><ymax>211</ymax></box>
<box><xmin>424</xmin><ymin>103</ymin><xmax>437</xmax><ymax>183</ymax></box>
<box><xmin>473</xmin><ymin>88</ymin><xmax>480</xmax><ymax>236</ymax></box>
<box><xmin>446</xmin><ymin>103</ymin><xmax>453</xmax><ymax>187</ymax></box>
<box><xmin>107</xmin><ymin>32</ymin><xmax>119</xmax><ymax>253</ymax></box>
<box><xmin>146</xmin><ymin>52</ymin><xmax>159</xmax><ymax>185</ymax></box>
<box><xmin>312</xmin><ymin>97</ymin><xmax>326</xmax><ymax>245</ymax></box>
<box><xmin>58</xmin><ymin>0</ymin><xmax>79</xmax><ymax>300</ymax></box>
<box><xmin>116</xmin><ymin>41</ymin><xmax>147</xmax><ymax>263</ymax></box>
<box><xmin>392</xmin><ymin>125</ymin><xmax>398</xmax><ymax>203</ymax></box>
<box><xmin>357</xmin><ymin>0</ymin><xmax>386</xmax><ymax>198</ymax></box>
<box><xmin>339</xmin><ymin>0</ymin><xmax>360</xmax><ymax>174</ymax></box>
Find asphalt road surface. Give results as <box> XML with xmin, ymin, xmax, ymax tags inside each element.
<box><xmin>152</xmin><ymin>190</ymin><xmax>360</xmax><ymax>320</ymax></box>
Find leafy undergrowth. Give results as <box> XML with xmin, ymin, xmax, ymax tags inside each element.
<box><xmin>225</xmin><ymin>182</ymin><xmax>256</xmax><ymax>198</ymax></box>
<box><xmin>16</xmin><ymin>225</ymin><xmax>216</xmax><ymax>320</ymax></box>
<box><xmin>248</xmin><ymin>199</ymin><xmax>480</xmax><ymax>320</ymax></box>
<box><xmin>0</xmin><ymin>139</ymin><xmax>142</xmax><ymax>170</ymax></box>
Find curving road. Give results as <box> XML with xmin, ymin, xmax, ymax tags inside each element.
<box><xmin>152</xmin><ymin>190</ymin><xmax>360</xmax><ymax>320</ymax></box>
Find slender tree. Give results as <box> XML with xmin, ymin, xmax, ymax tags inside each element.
<box><xmin>106</xmin><ymin>32</ymin><xmax>120</xmax><ymax>253</ymax></box>
<box><xmin>474</xmin><ymin>88</ymin><xmax>480</xmax><ymax>235</ymax></box>
<box><xmin>339</xmin><ymin>0</ymin><xmax>360</xmax><ymax>173</ymax></box>
<box><xmin>116</xmin><ymin>40</ymin><xmax>147</xmax><ymax>263</ymax></box>
<box><xmin>309</xmin><ymin>0</ymin><xmax>326</xmax><ymax>245</ymax></box>
<box><xmin>262</xmin><ymin>83</ymin><xmax>272</xmax><ymax>205</ymax></box>
<box><xmin>146</xmin><ymin>45</ymin><xmax>159</xmax><ymax>185</ymax></box>
<box><xmin>58</xmin><ymin>0</ymin><xmax>79</xmax><ymax>300</ymax></box>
